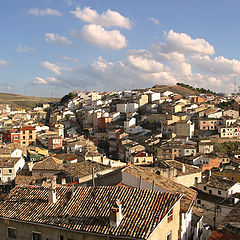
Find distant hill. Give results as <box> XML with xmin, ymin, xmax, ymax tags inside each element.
<box><xmin>150</xmin><ymin>85</ymin><xmax>198</xmax><ymax>96</ymax></box>
<box><xmin>0</xmin><ymin>92</ymin><xmax>59</xmax><ymax>109</ymax></box>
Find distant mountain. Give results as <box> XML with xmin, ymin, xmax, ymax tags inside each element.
<box><xmin>0</xmin><ymin>92</ymin><xmax>58</xmax><ymax>109</ymax></box>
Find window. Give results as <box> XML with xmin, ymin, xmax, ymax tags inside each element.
<box><xmin>8</xmin><ymin>227</ymin><xmax>16</xmax><ymax>239</ymax></box>
<box><xmin>32</xmin><ymin>232</ymin><xmax>41</xmax><ymax>240</ymax></box>
<box><xmin>197</xmin><ymin>200</ymin><xmax>201</xmax><ymax>204</ymax></box>
<box><xmin>232</xmin><ymin>177</ymin><xmax>234</xmax><ymax>180</ymax></box>
<box><xmin>29</xmin><ymin>135</ymin><xmax>33</xmax><ymax>139</ymax></box>
<box><xmin>29</xmin><ymin>130</ymin><xmax>32</xmax><ymax>134</ymax></box>
<box><xmin>9</xmin><ymin>169</ymin><xmax>12</xmax><ymax>173</ymax></box>
<box><xmin>218</xmin><ymin>190</ymin><xmax>222</xmax><ymax>195</ymax></box>
<box><xmin>204</xmin><ymin>186</ymin><xmax>207</xmax><ymax>190</ymax></box>
<box><xmin>209</xmin><ymin>190</ymin><xmax>212</xmax><ymax>194</ymax></box>
<box><xmin>167</xmin><ymin>209</ymin><xmax>173</xmax><ymax>223</ymax></box>
<box><xmin>166</xmin><ymin>232</ymin><xmax>172</xmax><ymax>240</ymax></box>
<box><xmin>59</xmin><ymin>236</ymin><xmax>64</xmax><ymax>240</ymax></box>
<box><xmin>23</xmin><ymin>136</ymin><xmax>25</xmax><ymax>140</ymax></box>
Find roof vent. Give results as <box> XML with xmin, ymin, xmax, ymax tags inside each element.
<box><xmin>110</xmin><ymin>199</ymin><xmax>123</xmax><ymax>227</ymax></box>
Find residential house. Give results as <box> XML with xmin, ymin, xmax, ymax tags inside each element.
<box><xmin>193</xmin><ymin>155</ymin><xmax>220</xmax><ymax>171</ymax></box>
<box><xmin>20</xmin><ymin>126</ymin><xmax>36</xmax><ymax>146</ymax></box>
<box><xmin>175</xmin><ymin>120</ymin><xmax>195</xmax><ymax>138</ymax></box>
<box><xmin>199</xmin><ymin>118</ymin><xmax>222</xmax><ymax>131</ymax></box>
<box><xmin>0</xmin><ymin>156</ymin><xmax>25</xmax><ymax>184</ymax></box>
<box><xmin>208</xmin><ymin>201</ymin><xmax>240</xmax><ymax>240</ymax></box>
<box><xmin>130</xmin><ymin>151</ymin><xmax>154</xmax><ymax>165</ymax></box>
<box><xmin>0</xmin><ymin>185</ymin><xmax>182</xmax><ymax>240</ymax></box>
<box><xmin>195</xmin><ymin>174</ymin><xmax>240</xmax><ymax>228</ymax></box>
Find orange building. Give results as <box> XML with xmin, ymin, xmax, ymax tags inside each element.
<box><xmin>191</xmin><ymin>96</ymin><xmax>206</xmax><ymax>104</ymax></box>
<box><xmin>202</xmin><ymin>156</ymin><xmax>220</xmax><ymax>171</ymax></box>
<box><xmin>100</xmin><ymin>116</ymin><xmax>113</xmax><ymax>129</ymax></box>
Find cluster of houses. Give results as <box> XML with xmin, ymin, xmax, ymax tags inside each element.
<box><xmin>0</xmin><ymin>87</ymin><xmax>240</xmax><ymax>239</ymax></box>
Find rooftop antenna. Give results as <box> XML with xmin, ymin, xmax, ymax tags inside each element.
<box><xmin>234</xmin><ymin>75</ymin><xmax>236</xmax><ymax>94</ymax></box>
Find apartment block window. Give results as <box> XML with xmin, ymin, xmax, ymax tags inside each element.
<box><xmin>209</xmin><ymin>190</ymin><xmax>212</xmax><ymax>194</ymax></box>
<box><xmin>204</xmin><ymin>186</ymin><xmax>207</xmax><ymax>190</ymax></box>
<box><xmin>32</xmin><ymin>232</ymin><xmax>41</xmax><ymax>240</ymax></box>
<box><xmin>59</xmin><ymin>236</ymin><xmax>64</xmax><ymax>240</ymax></box>
<box><xmin>197</xmin><ymin>200</ymin><xmax>201</xmax><ymax>204</ymax></box>
<box><xmin>8</xmin><ymin>227</ymin><xmax>16</xmax><ymax>239</ymax></box>
<box><xmin>166</xmin><ymin>232</ymin><xmax>172</xmax><ymax>240</ymax></box>
<box><xmin>218</xmin><ymin>190</ymin><xmax>222</xmax><ymax>195</ymax></box>
<box><xmin>29</xmin><ymin>135</ymin><xmax>33</xmax><ymax>140</ymax></box>
<box><xmin>167</xmin><ymin>209</ymin><xmax>173</xmax><ymax>223</ymax></box>
<box><xmin>29</xmin><ymin>130</ymin><xmax>32</xmax><ymax>134</ymax></box>
<box><xmin>9</xmin><ymin>169</ymin><xmax>12</xmax><ymax>173</ymax></box>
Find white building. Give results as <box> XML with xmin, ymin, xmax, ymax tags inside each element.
<box><xmin>0</xmin><ymin>156</ymin><xmax>25</xmax><ymax>183</ymax></box>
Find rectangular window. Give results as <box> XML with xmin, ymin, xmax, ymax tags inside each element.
<box><xmin>218</xmin><ymin>190</ymin><xmax>222</xmax><ymax>195</ymax></box>
<box><xmin>209</xmin><ymin>190</ymin><xmax>212</xmax><ymax>194</ymax></box>
<box><xmin>59</xmin><ymin>236</ymin><xmax>64</xmax><ymax>240</ymax></box>
<box><xmin>32</xmin><ymin>232</ymin><xmax>41</xmax><ymax>240</ymax></box>
<box><xmin>204</xmin><ymin>186</ymin><xmax>207</xmax><ymax>190</ymax></box>
<box><xmin>8</xmin><ymin>227</ymin><xmax>16</xmax><ymax>239</ymax></box>
<box><xmin>9</xmin><ymin>169</ymin><xmax>12</xmax><ymax>173</ymax></box>
<box><xmin>167</xmin><ymin>209</ymin><xmax>173</xmax><ymax>223</ymax></box>
<box><xmin>197</xmin><ymin>199</ymin><xmax>201</xmax><ymax>204</ymax></box>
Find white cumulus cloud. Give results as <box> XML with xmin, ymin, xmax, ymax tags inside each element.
<box><xmin>72</xmin><ymin>24</ymin><xmax>127</xmax><ymax>50</ymax></box>
<box><xmin>45</xmin><ymin>33</ymin><xmax>72</xmax><ymax>45</ymax></box>
<box><xmin>41</xmin><ymin>61</ymin><xmax>62</xmax><ymax>75</ymax></box>
<box><xmin>33</xmin><ymin>76</ymin><xmax>59</xmax><ymax>85</ymax></box>
<box><xmin>0</xmin><ymin>60</ymin><xmax>9</xmax><ymax>66</ymax></box>
<box><xmin>155</xmin><ymin>29</ymin><xmax>215</xmax><ymax>55</ymax></box>
<box><xmin>17</xmin><ymin>44</ymin><xmax>35</xmax><ymax>52</ymax></box>
<box><xmin>27</xmin><ymin>8</ymin><xmax>63</xmax><ymax>17</ymax></box>
<box><xmin>61</xmin><ymin>56</ymin><xmax>78</xmax><ymax>62</ymax></box>
<box><xmin>149</xmin><ymin>17</ymin><xmax>160</xmax><ymax>25</ymax></box>
<box><xmin>70</xmin><ymin>7</ymin><xmax>131</xmax><ymax>29</ymax></box>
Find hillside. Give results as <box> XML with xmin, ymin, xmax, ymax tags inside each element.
<box><xmin>0</xmin><ymin>92</ymin><xmax>59</xmax><ymax>109</ymax></box>
<box><xmin>150</xmin><ymin>85</ymin><xmax>198</xmax><ymax>96</ymax></box>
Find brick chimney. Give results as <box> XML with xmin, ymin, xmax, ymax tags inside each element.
<box><xmin>48</xmin><ymin>179</ymin><xmax>57</xmax><ymax>204</ymax></box>
<box><xmin>110</xmin><ymin>199</ymin><xmax>123</xmax><ymax>227</ymax></box>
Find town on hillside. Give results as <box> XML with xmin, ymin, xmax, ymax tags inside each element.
<box><xmin>1</xmin><ymin>84</ymin><xmax>240</xmax><ymax>240</ymax></box>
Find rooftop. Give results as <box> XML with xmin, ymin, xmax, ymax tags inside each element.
<box><xmin>0</xmin><ymin>185</ymin><xmax>181</xmax><ymax>239</ymax></box>
<box><xmin>123</xmin><ymin>165</ymin><xmax>196</xmax><ymax>213</ymax></box>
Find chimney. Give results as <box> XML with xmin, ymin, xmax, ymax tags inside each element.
<box><xmin>152</xmin><ymin>180</ymin><xmax>155</xmax><ymax>191</ymax></box>
<box><xmin>182</xmin><ymin>164</ymin><xmax>186</xmax><ymax>173</ymax></box>
<box><xmin>48</xmin><ymin>180</ymin><xmax>57</xmax><ymax>204</ymax></box>
<box><xmin>110</xmin><ymin>199</ymin><xmax>123</xmax><ymax>227</ymax></box>
<box><xmin>208</xmin><ymin>170</ymin><xmax>212</xmax><ymax>182</ymax></box>
<box><xmin>92</xmin><ymin>167</ymin><xmax>95</xmax><ymax>187</ymax></box>
<box><xmin>139</xmin><ymin>176</ymin><xmax>142</xmax><ymax>188</ymax></box>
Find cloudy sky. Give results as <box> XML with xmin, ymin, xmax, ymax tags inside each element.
<box><xmin>1</xmin><ymin>0</ymin><xmax>240</xmax><ymax>97</ymax></box>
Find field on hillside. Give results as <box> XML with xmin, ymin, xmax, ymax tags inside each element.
<box><xmin>150</xmin><ymin>85</ymin><xmax>197</xmax><ymax>96</ymax></box>
<box><xmin>0</xmin><ymin>92</ymin><xmax>59</xmax><ymax>109</ymax></box>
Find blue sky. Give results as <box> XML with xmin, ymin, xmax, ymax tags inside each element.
<box><xmin>1</xmin><ymin>0</ymin><xmax>240</xmax><ymax>97</ymax></box>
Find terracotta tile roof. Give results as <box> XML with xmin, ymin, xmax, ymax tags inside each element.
<box><xmin>63</xmin><ymin>160</ymin><xmax>110</xmax><ymax>178</ymax></box>
<box><xmin>123</xmin><ymin>165</ymin><xmax>196</xmax><ymax>213</ymax></box>
<box><xmin>20</xmin><ymin>126</ymin><xmax>36</xmax><ymax>131</ymax></box>
<box><xmin>0</xmin><ymin>185</ymin><xmax>182</xmax><ymax>239</ymax></box>
<box><xmin>0</xmin><ymin>157</ymin><xmax>21</xmax><ymax>167</ymax></box>
<box><xmin>209</xmin><ymin>202</ymin><xmax>240</xmax><ymax>240</ymax></box>
<box><xmin>203</xmin><ymin>175</ymin><xmax>237</xmax><ymax>190</ymax></box>
<box><xmin>164</xmin><ymin>160</ymin><xmax>201</xmax><ymax>176</ymax></box>
<box><xmin>32</xmin><ymin>156</ymin><xmax>63</xmax><ymax>171</ymax></box>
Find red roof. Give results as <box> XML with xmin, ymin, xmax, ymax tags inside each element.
<box><xmin>209</xmin><ymin>231</ymin><xmax>240</xmax><ymax>240</ymax></box>
<box><xmin>20</xmin><ymin>126</ymin><xmax>35</xmax><ymax>131</ymax></box>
